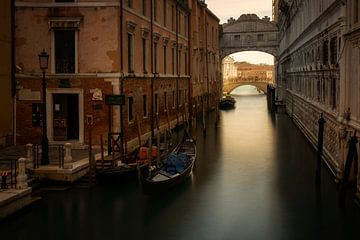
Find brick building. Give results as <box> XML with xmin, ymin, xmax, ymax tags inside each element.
<box><xmin>0</xmin><ymin>0</ymin><xmax>14</xmax><ymax>148</ymax></box>
<box><xmin>14</xmin><ymin>0</ymin><xmax>220</xmax><ymax>151</ymax></box>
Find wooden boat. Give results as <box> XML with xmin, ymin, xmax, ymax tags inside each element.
<box><xmin>96</xmin><ymin>132</ymin><xmax>171</xmax><ymax>184</ymax></box>
<box><xmin>140</xmin><ymin>130</ymin><xmax>196</xmax><ymax>194</ymax></box>
<box><xmin>96</xmin><ymin>160</ymin><xmax>149</xmax><ymax>183</ymax></box>
<box><xmin>219</xmin><ymin>95</ymin><xmax>236</xmax><ymax>109</ymax></box>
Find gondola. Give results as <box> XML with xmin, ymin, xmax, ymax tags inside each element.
<box><xmin>219</xmin><ymin>95</ymin><xmax>236</xmax><ymax>109</ymax></box>
<box><xmin>96</xmin><ymin>161</ymin><xmax>149</xmax><ymax>183</ymax></box>
<box><xmin>140</xmin><ymin>130</ymin><xmax>196</xmax><ymax>194</ymax></box>
<box><xmin>96</xmin><ymin>131</ymin><xmax>172</xmax><ymax>184</ymax></box>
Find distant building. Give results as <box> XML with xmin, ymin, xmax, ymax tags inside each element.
<box><xmin>0</xmin><ymin>0</ymin><xmax>13</xmax><ymax>148</ymax></box>
<box><xmin>14</xmin><ymin>0</ymin><xmax>220</xmax><ymax>149</ymax></box>
<box><xmin>222</xmin><ymin>56</ymin><xmax>236</xmax><ymax>81</ymax></box>
<box><xmin>235</xmin><ymin>62</ymin><xmax>273</xmax><ymax>83</ymax></box>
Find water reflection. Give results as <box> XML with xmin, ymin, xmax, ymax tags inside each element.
<box><xmin>1</xmin><ymin>88</ymin><xmax>360</xmax><ymax>240</ymax></box>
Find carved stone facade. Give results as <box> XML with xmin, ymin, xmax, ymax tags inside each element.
<box><xmin>220</xmin><ymin>14</ymin><xmax>279</xmax><ymax>58</ymax></box>
<box><xmin>276</xmin><ymin>0</ymin><xmax>360</xmax><ymax>198</ymax></box>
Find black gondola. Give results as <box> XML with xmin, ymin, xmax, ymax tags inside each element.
<box><xmin>96</xmin><ymin>161</ymin><xmax>149</xmax><ymax>183</ymax></box>
<box><xmin>140</xmin><ymin>130</ymin><xmax>196</xmax><ymax>194</ymax></box>
<box><xmin>219</xmin><ymin>95</ymin><xmax>236</xmax><ymax>109</ymax></box>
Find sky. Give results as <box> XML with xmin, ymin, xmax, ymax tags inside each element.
<box><xmin>206</xmin><ymin>0</ymin><xmax>274</xmax><ymax>65</ymax></box>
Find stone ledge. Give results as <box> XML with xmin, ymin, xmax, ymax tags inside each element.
<box><xmin>0</xmin><ymin>187</ymin><xmax>37</xmax><ymax>221</ymax></box>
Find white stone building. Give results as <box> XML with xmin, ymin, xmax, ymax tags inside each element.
<box><xmin>222</xmin><ymin>56</ymin><xmax>237</xmax><ymax>82</ymax></box>
<box><xmin>276</xmin><ymin>0</ymin><xmax>360</xmax><ymax>198</ymax></box>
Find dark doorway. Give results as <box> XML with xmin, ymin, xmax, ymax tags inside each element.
<box><xmin>53</xmin><ymin>94</ymin><xmax>79</xmax><ymax>141</ymax></box>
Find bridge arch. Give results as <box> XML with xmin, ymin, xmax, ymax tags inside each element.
<box><xmin>223</xmin><ymin>82</ymin><xmax>268</xmax><ymax>94</ymax></box>
<box><xmin>220</xmin><ymin>14</ymin><xmax>279</xmax><ymax>59</ymax></box>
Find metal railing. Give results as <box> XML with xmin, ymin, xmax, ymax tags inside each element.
<box><xmin>33</xmin><ymin>144</ymin><xmax>64</xmax><ymax>169</ymax></box>
<box><xmin>0</xmin><ymin>159</ymin><xmax>18</xmax><ymax>189</ymax></box>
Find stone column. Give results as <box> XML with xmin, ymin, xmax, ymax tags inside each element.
<box><xmin>63</xmin><ymin>143</ymin><xmax>73</xmax><ymax>169</ymax></box>
<box><xmin>26</xmin><ymin>143</ymin><xmax>33</xmax><ymax>169</ymax></box>
<box><xmin>17</xmin><ymin>158</ymin><xmax>28</xmax><ymax>189</ymax></box>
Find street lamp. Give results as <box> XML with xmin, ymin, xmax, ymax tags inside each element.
<box><xmin>38</xmin><ymin>49</ymin><xmax>49</xmax><ymax>165</ymax></box>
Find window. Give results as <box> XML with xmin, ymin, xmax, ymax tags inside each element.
<box><xmin>234</xmin><ymin>35</ymin><xmax>240</xmax><ymax>41</ymax></box>
<box><xmin>128</xmin><ymin>97</ymin><xmax>134</xmax><ymax>122</ymax></box>
<box><xmin>172</xmin><ymin>90</ymin><xmax>175</xmax><ymax>108</ymax></box>
<box><xmin>322</xmin><ymin>40</ymin><xmax>329</xmax><ymax>65</ymax></box>
<box><xmin>55</xmin><ymin>30</ymin><xmax>75</xmax><ymax>73</ymax></box>
<box><xmin>185</xmin><ymin>51</ymin><xmax>188</xmax><ymax>75</ymax></box>
<box><xmin>198</xmin><ymin>17</ymin><xmax>200</xmax><ymax>32</ymax></box>
<box><xmin>163</xmin><ymin>0</ymin><xmax>167</xmax><ymax>26</ymax></box>
<box><xmin>163</xmin><ymin>45</ymin><xmax>167</xmax><ymax>74</ymax></box>
<box><xmin>154</xmin><ymin>0</ymin><xmax>158</xmax><ymax>21</ymax></box>
<box><xmin>128</xmin><ymin>0</ymin><xmax>133</xmax><ymax>8</ymax></box>
<box><xmin>331</xmin><ymin>77</ymin><xmax>337</xmax><ymax>109</ymax></box>
<box><xmin>155</xmin><ymin>93</ymin><xmax>158</xmax><ymax>114</ymax></box>
<box><xmin>171</xmin><ymin>47</ymin><xmax>175</xmax><ymax>74</ymax></box>
<box><xmin>257</xmin><ymin>34</ymin><xmax>264</xmax><ymax>41</ymax></box>
<box><xmin>172</xmin><ymin>5</ymin><xmax>175</xmax><ymax>31</ymax></box>
<box><xmin>55</xmin><ymin>0</ymin><xmax>74</xmax><ymax>2</ymax></box>
<box><xmin>143</xmin><ymin>38</ymin><xmax>147</xmax><ymax>73</ymax></box>
<box><xmin>179</xmin><ymin>90</ymin><xmax>182</xmax><ymax>106</ymax></box>
<box><xmin>154</xmin><ymin>42</ymin><xmax>158</xmax><ymax>73</ymax></box>
<box><xmin>184</xmin><ymin>15</ymin><xmax>187</xmax><ymax>36</ymax></box>
<box><xmin>128</xmin><ymin>34</ymin><xmax>134</xmax><ymax>73</ymax></box>
<box><xmin>184</xmin><ymin>89</ymin><xmax>188</xmax><ymax>104</ymax></box>
<box><xmin>330</xmin><ymin>37</ymin><xmax>337</xmax><ymax>65</ymax></box>
<box><xmin>143</xmin><ymin>95</ymin><xmax>147</xmax><ymax>117</ymax></box>
<box><xmin>354</xmin><ymin>0</ymin><xmax>359</xmax><ymax>24</ymax></box>
<box><xmin>178</xmin><ymin>49</ymin><xmax>182</xmax><ymax>75</ymax></box>
<box><xmin>164</xmin><ymin>92</ymin><xmax>167</xmax><ymax>110</ymax></box>
<box><xmin>142</xmin><ymin>0</ymin><xmax>146</xmax><ymax>16</ymax></box>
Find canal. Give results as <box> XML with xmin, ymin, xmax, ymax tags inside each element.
<box><xmin>1</xmin><ymin>86</ymin><xmax>359</xmax><ymax>240</ymax></box>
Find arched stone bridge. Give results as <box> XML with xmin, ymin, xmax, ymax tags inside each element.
<box><xmin>222</xmin><ymin>79</ymin><xmax>271</xmax><ymax>94</ymax></box>
<box><xmin>220</xmin><ymin>14</ymin><xmax>279</xmax><ymax>59</ymax></box>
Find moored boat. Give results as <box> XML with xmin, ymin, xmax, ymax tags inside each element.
<box><xmin>140</xmin><ymin>130</ymin><xmax>196</xmax><ymax>194</ymax></box>
<box><xmin>219</xmin><ymin>95</ymin><xmax>236</xmax><ymax>109</ymax></box>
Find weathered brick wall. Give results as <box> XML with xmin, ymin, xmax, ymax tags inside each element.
<box><xmin>16</xmin><ymin>78</ymin><xmax>112</xmax><ymax>145</ymax></box>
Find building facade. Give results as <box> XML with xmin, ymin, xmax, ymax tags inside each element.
<box><xmin>0</xmin><ymin>0</ymin><xmax>13</xmax><ymax>148</ymax></box>
<box><xmin>236</xmin><ymin>62</ymin><xmax>273</xmax><ymax>83</ymax></box>
<box><xmin>14</xmin><ymin>0</ymin><xmax>220</xmax><ymax>151</ymax></box>
<box><xmin>222</xmin><ymin>56</ymin><xmax>237</xmax><ymax>82</ymax></box>
<box><xmin>275</xmin><ymin>0</ymin><xmax>360</xmax><ymax>198</ymax></box>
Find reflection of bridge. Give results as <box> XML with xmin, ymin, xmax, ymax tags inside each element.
<box><xmin>222</xmin><ymin>78</ymin><xmax>272</xmax><ymax>94</ymax></box>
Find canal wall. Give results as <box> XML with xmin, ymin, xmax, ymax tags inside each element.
<box><xmin>285</xmin><ymin>90</ymin><xmax>360</xmax><ymax>200</ymax></box>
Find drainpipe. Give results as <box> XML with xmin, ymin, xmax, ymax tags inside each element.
<box><xmin>150</xmin><ymin>0</ymin><xmax>154</xmax><ymax>140</ymax></box>
<box><xmin>11</xmin><ymin>0</ymin><xmax>16</xmax><ymax>145</ymax></box>
<box><xmin>187</xmin><ymin>6</ymin><xmax>192</xmax><ymax>130</ymax></box>
<box><xmin>120</xmin><ymin>0</ymin><xmax>125</xmax><ymax>157</ymax></box>
<box><xmin>205</xmin><ymin>9</ymin><xmax>210</xmax><ymax>111</ymax></box>
<box><xmin>176</xmin><ymin>1</ymin><xmax>179</xmax><ymax>127</ymax></box>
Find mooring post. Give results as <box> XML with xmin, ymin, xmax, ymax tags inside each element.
<box><xmin>26</xmin><ymin>143</ymin><xmax>33</xmax><ymax>169</ymax></box>
<box><xmin>17</xmin><ymin>158</ymin><xmax>28</xmax><ymax>189</ymax></box>
<box><xmin>63</xmin><ymin>143</ymin><xmax>73</xmax><ymax>169</ymax></box>
<box><xmin>339</xmin><ymin>131</ymin><xmax>358</xmax><ymax>204</ymax></box>
<box><xmin>316</xmin><ymin>113</ymin><xmax>326</xmax><ymax>184</ymax></box>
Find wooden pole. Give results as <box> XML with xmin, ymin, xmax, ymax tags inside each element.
<box><xmin>100</xmin><ymin>134</ymin><xmax>104</xmax><ymax>171</ymax></box>
<box><xmin>88</xmin><ymin>124</ymin><xmax>93</xmax><ymax>185</ymax></box>
<box><xmin>148</xmin><ymin>136</ymin><xmax>152</xmax><ymax>175</ymax></box>
<box><xmin>202</xmin><ymin>99</ymin><xmax>206</xmax><ymax>135</ymax></box>
<box><xmin>157</xmin><ymin>130</ymin><xmax>160</xmax><ymax>167</ymax></box>
<box><xmin>108</xmin><ymin>105</ymin><xmax>112</xmax><ymax>154</ymax></box>
<box><xmin>316</xmin><ymin>113</ymin><xmax>325</xmax><ymax>184</ymax></box>
<box><xmin>136</xmin><ymin>115</ymin><xmax>142</xmax><ymax>147</ymax></box>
